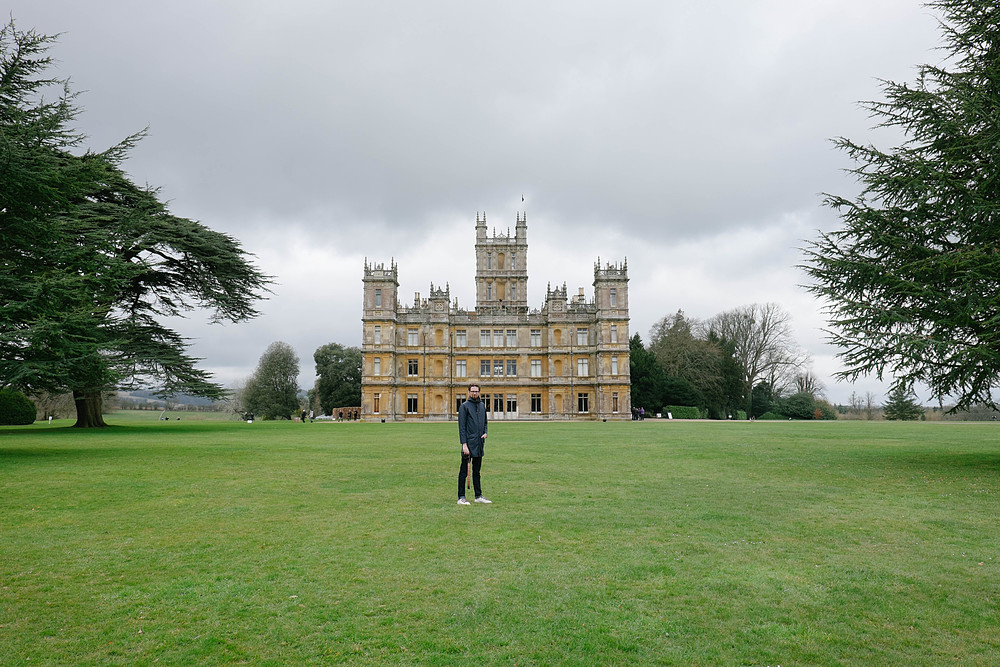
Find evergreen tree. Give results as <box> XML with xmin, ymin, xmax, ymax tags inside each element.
<box><xmin>804</xmin><ymin>1</ymin><xmax>1000</xmax><ymax>411</ymax></box>
<box><xmin>883</xmin><ymin>386</ymin><xmax>924</xmax><ymax>421</ymax></box>
<box><xmin>0</xmin><ymin>21</ymin><xmax>271</xmax><ymax>426</ymax></box>
<box><xmin>629</xmin><ymin>334</ymin><xmax>668</xmax><ymax>413</ymax></box>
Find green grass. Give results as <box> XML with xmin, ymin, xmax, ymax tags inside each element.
<box><xmin>2</xmin><ymin>419</ymin><xmax>998</xmax><ymax>665</ymax></box>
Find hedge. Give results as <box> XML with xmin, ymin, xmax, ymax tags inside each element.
<box><xmin>664</xmin><ymin>405</ymin><xmax>701</xmax><ymax>419</ymax></box>
<box><xmin>0</xmin><ymin>389</ymin><xmax>37</xmax><ymax>425</ymax></box>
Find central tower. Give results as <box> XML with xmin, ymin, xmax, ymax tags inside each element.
<box><xmin>475</xmin><ymin>212</ymin><xmax>528</xmax><ymax>314</ymax></box>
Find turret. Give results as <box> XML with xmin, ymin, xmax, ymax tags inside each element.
<box><xmin>363</xmin><ymin>259</ymin><xmax>399</xmax><ymax>315</ymax></box>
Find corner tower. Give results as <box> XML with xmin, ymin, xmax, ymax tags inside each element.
<box><xmin>594</xmin><ymin>258</ymin><xmax>631</xmax><ymax>419</ymax></box>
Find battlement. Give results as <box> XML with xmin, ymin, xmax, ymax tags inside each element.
<box><xmin>594</xmin><ymin>257</ymin><xmax>628</xmax><ymax>280</ymax></box>
<box><xmin>364</xmin><ymin>258</ymin><xmax>398</xmax><ymax>280</ymax></box>
<box><xmin>476</xmin><ymin>211</ymin><xmax>527</xmax><ymax>244</ymax></box>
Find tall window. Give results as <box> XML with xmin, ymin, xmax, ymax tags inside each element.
<box><xmin>511</xmin><ymin>284</ymin><xmax>517</xmax><ymax>301</ymax></box>
<box><xmin>373</xmin><ymin>393</ymin><xmax>380</xmax><ymax>414</ymax></box>
<box><xmin>374</xmin><ymin>325</ymin><xmax>382</xmax><ymax>344</ymax></box>
<box><xmin>531</xmin><ymin>394</ymin><xmax>542</xmax><ymax>413</ymax></box>
<box><xmin>373</xmin><ymin>357</ymin><xmax>381</xmax><ymax>376</ymax></box>
<box><xmin>610</xmin><ymin>288</ymin><xmax>617</xmax><ymax>306</ymax></box>
<box><xmin>530</xmin><ymin>359</ymin><xmax>542</xmax><ymax>377</ymax></box>
<box><xmin>610</xmin><ymin>325</ymin><xmax>618</xmax><ymax>343</ymax></box>
<box><xmin>530</xmin><ymin>329</ymin><xmax>541</xmax><ymax>347</ymax></box>
<box><xmin>455</xmin><ymin>330</ymin><xmax>467</xmax><ymax>347</ymax></box>
<box><xmin>456</xmin><ymin>360</ymin><xmax>467</xmax><ymax>377</ymax></box>
<box><xmin>493</xmin><ymin>395</ymin><xmax>503</xmax><ymax>413</ymax></box>
<box><xmin>507</xmin><ymin>359</ymin><xmax>517</xmax><ymax>377</ymax></box>
<box><xmin>506</xmin><ymin>329</ymin><xmax>517</xmax><ymax>347</ymax></box>
<box><xmin>507</xmin><ymin>394</ymin><xmax>517</xmax><ymax>413</ymax></box>
<box><xmin>611</xmin><ymin>356</ymin><xmax>619</xmax><ymax>376</ymax></box>
<box><xmin>487</xmin><ymin>283</ymin><xmax>493</xmax><ymax>300</ymax></box>
<box><xmin>577</xmin><ymin>328</ymin><xmax>588</xmax><ymax>345</ymax></box>
<box><xmin>612</xmin><ymin>392</ymin><xmax>620</xmax><ymax>413</ymax></box>
<box><xmin>375</xmin><ymin>289</ymin><xmax>382</xmax><ymax>308</ymax></box>
<box><xmin>493</xmin><ymin>330</ymin><xmax>504</xmax><ymax>347</ymax></box>
<box><xmin>487</xmin><ymin>253</ymin><xmax>493</xmax><ymax>269</ymax></box>
<box><xmin>494</xmin><ymin>359</ymin><xmax>504</xmax><ymax>377</ymax></box>
<box><xmin>408</xmin><ymin>329</ymin><xmax>419</xmax><ymax>346</ymax></box>
<box><xmin>577</xmin><ymin>358</ymin><xmax>589</xmax><ymax>377</ymax></box>
<box><xmin>480</xmin><ymin>330</ymin><xmax>491</xmax><ymax>347</ymax></box>
<box><xmin>577</xmin><ymin>393</ymin><xmax>590</xmax><ymax>413</ymax></box>
<box><xmin>407</xmin><ymin>394</ymin><xmax>418</xmax><ymax>414</ymax></box>
<box><xmin>480</xmin><ymin>360</ymin><xmax>491</xmax><ymax>377</ymax></box>
<box><xmin>407</xmin><ymin>359</ymin><xmax>418</xmax><ymax>376</ymax></box>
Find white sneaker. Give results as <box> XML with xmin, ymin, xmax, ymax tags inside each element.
<box><xmin>474</xmin><ymin>496</ymin><xmax>492</xmax><ymax>504</ymax></box>
<box><xmin>457</xmin><ymin>497</ymin><xmax>471</xmax><ymax>505</ymax></box>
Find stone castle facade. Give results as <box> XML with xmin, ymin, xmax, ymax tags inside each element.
<box><xmin>361</xmin><ymin>212</ymin><xmax>630</xmax><ymax>421</ymax></box>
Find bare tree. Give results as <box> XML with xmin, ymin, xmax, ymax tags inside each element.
<box><xmin>849</xmin><ymin>391</ymin><xmax>865</xmax><ymax>416</ymax></box>
<box><xmin>863</xmin><ymin>391</ymin><xmax>878</xmax><ymax>421</ymax></box>
<box><xmin>795</xmin><ymin>370</ymin><xmax>826</xmax><ymax>398</ymax></box>
<box><xmin>708</xmin><ymin>303</ymin><xmax>807</xmax><ymax>418</ymax></box>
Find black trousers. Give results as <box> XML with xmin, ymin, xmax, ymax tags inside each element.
<box><xmin>458</xmin><ymin>453</ymin><xmax>482</xmax><ymax>498</ymax></box>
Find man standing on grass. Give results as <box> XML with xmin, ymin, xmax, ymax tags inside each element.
<box><xmin>457</xmin><ymin>384</ymin><xmax>491</xmax><ymax>505</ymax></box>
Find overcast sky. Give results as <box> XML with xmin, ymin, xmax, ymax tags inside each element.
<box><xmin>11</xmin><ymin>1</ymin><xmax>946</xmax><ymax>405</ymax></box>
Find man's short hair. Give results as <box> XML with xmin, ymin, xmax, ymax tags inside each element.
<box><xmin>468</xmin><ymin>384</ymin><xmax>480</xmax><ymax>391</ymax></box>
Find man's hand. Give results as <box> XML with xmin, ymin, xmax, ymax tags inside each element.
<box><xmin>482</xmin><ymin>433</ymin><xmax>487</xmax><ymax>439</ymax></box>
<box><xmin>462</xmin><ymin>443</ymin><xmax>470</xmax><ymax>455</ymax></box>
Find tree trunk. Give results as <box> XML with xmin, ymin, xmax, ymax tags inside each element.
<box><xmin>73</xmin><ymin>389</ymin><xmax>108</xmax><ymax>428</ymax></box>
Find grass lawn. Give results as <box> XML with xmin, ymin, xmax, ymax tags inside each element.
<box><xmin>1</xmin><ymin>418</ymin><xmax>998</xmax><ymax>665</ymax></box>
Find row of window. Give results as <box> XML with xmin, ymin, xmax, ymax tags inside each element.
<box><xmin>373</xmin><ymin>286</ymin><xmax>617</xmax><ymax>310</ymax></box>
<box><xmin>371</xmin><ymin>391</ymin><xmax>622</xmax><ymax>415</ymax></box>
<box><xmin>371</xmin><ymin>356</ymin><xmax>621</xmax><ymax>378</ymax></box>
<box><xmin>372</xmin><ymin>326</ymin><xmax>622</xmax><ymax>346</ymax></box>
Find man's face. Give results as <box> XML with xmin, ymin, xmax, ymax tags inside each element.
<box><xmin>468</xmin><ymin>386</ymin><xmax>480</xmax><ymax>399</ymax></box>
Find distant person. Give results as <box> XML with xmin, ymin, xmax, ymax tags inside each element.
<box><xmin>308</xmin><ymin>410</ymin><xmax>314</xmax><ymax>423</ymax></box>
<box><xmin>301</xmin><ymin>409</ymin><xmax>307</xmax><ymax>423</ymax></box>
<box><xmin>338</xmin><ymin>410</ymin><xmax>343</xmax><ymax>421</ymax></box>
<box><xmin>457</xmin><ymin>384</ymin><xmax>490</xmax><ymax>505</ymax></box>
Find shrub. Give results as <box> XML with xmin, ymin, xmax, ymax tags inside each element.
<box><xmin>0</xmin><ymin>389</ymin><xmax>38</xmax><ymax>425</ymax></box>
<box><xmin>758</xmin><ymin>411</ymin><xmax>787</xmax><ymax>420</ymax></box>
<box><xmin>814</xmin><ymin>399</ymin><xmax>838</xmax><ymax>420</ymax></box>
<box><xmin>779</xmin><ymin>392</ymin><xmax>817</xmax><ymax>420</ymax></box>
<box><xmin>665</xmin><ymin>405</ymin><xmax>701</xmax><ymax>419</ymax></box>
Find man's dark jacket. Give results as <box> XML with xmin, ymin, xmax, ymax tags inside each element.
<box><xmin>458</xmin><ymin>397</ymin><xmax>488</xmax><ymax>457</ymax></box>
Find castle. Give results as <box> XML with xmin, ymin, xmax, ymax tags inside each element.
<box><xmin>361</xmin><ymin>212</ymin><xmax>630</xmax><ymax>420</ymax></box>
